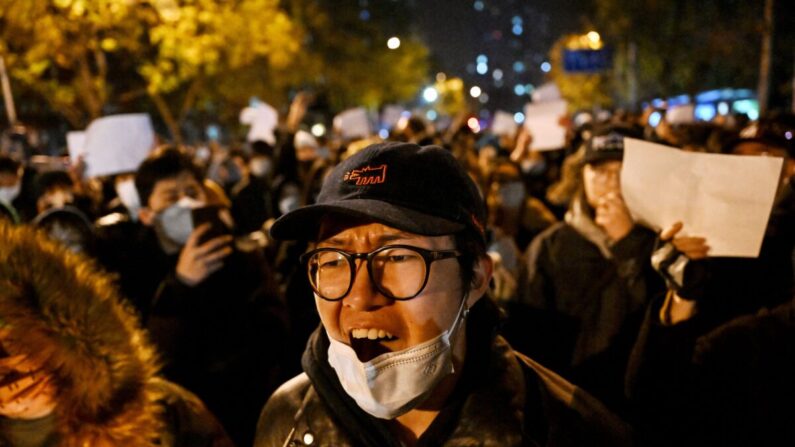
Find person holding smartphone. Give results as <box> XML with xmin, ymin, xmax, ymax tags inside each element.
<box><xmin>97</xmin><ymin>147</ymin><xmax>289</xmax><ymax>446</ymax></box>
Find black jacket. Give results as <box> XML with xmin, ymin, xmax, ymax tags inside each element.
<box><xmin>510</xmin><ymin>202</ymin><xmax>661</xmax><ymax>411</ymax></box>
<box><xmin>146</xmin><ymin>238</ymin><xmax>290</xmax><ymax>447</ymax></box>
<box><xmin>626</xmin><ymin>295</ymin><xmax>795</xmax><ymax>446</ymax></box>
<box><xmin>255</xmin><ymin>301</ymin><xmax>634</xmax><ymax>446</ymax></box>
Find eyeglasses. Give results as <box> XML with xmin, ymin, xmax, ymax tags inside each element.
<box><xmin>300</xmin><ymin>244</ymin><xmax>463</xmax><ymax>301</ymax></box>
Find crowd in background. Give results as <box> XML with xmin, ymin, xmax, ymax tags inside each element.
<box><xmin>1</xmin><ymin>94</ymin><xmax>795</xmax><ymax>445</ymax></box>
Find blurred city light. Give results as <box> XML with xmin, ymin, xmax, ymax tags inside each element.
<box><xmin>512</xmin><ymin>24</ymin><xmax>523</xmax><ymax>36</ymax></box>
<box><xmin>311</xmin><ymin>123</ymin><xmax>326</xmax><ymax>137</ymax></box>
<box><xmin>469</xmin><ymin>86</ymin><xmax>482</xmax><ymax>98</ymax></box>
<box><xmin>514</xmin><ymin>112</ymin><xmax>525</xmax><ymax>124</ymax></box>
<box><xmin>476</xmin><ymin>54</ymin><xmax>488</xmax><ymax>64</ymax></box>
<box><xmin>436</xmin><ymin>72</ymin><xmax>447</xmax><ymax>82</ymax></box>
<box><xmin>423</xmin><ymin>86</ymin><xmax>439</xmax><ymax>102</ymax></box>
<box><xmin>359</xmin><ymin>9</ymin><xmax>370</xmax><ymax>21</ymax></box>
<box><xmin>378</xmin><ymin>128</ymin><xmax>389</xmax><ymax>139</ymax></box>
<box><xmin>476</xmin><ymin>63</ymin><xmax>488</xmax><ymax>75</ymax></box>
<box><xmin>426</xmin><ymin>110</ymin><xmax>438</xmax><ymax>121</ymax></box>
<box><xmin>467</xmin><ymin>117</ymin><xmax>481</xmax><ymax>132</ymax></box>
<box><xmin>479</xmin><ymin>93</ymin><xmax>489</xmax><ymax>104</ymax></box>
<box><xmin>732</xmin><ymin>99</ymin><xmax>759</xmax><ymax>120</ymax></box>
<box><xmin>540</xmin><ymin>62</ymin><xmax>551</xmax><ymax>73</ymax></box>
<box><xmin>387</xmin><ymin>37</ymin><xmax>401</xmax><ymax>49</ymax></box>
<box><xmin>587</xmin><ymin>31</ymin><xmax>601</xmax><ymax>44</ymax></box>
<box><xmin>514</xmin><ymin>84</ymin><xmax>526</xmax><ymax>96</ymax></box>
<box><xmin>513</xmin><ymin>61</ymin><xmax>525</xmax><ymax>73</ymax></box>
<box><xmin>492</xmin><ymin>69</ymin><xmax>503</xmax><ymax>81</ymax></box>
<box><xmin>695</xmin><ymin>104</ymin><xmax>717</xmax><ymax>122</ymax></box>
<box><xmin>648</xmin><ymin>111</ymin><xmax>663</xmax><ymax>127</ymax></box>
<box><xmin>717</xmin><ymin>102</ymin><xmax>730</xmax><ymax>115</ymax></box>
<box><xmin>473</xmin><ymin>1</ymin><xmax>485</xmax><ymax>12</ymax></box>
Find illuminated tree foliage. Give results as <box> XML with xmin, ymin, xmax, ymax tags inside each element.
<box><xmin>0</xmin><ymin>0</ymin><xmax>431</xmax><ymax>140</ymax></box>
<box><xmin>0</xmin><ymin>0</ymin><xmax>298</xmax><ymax>138</ymax></box>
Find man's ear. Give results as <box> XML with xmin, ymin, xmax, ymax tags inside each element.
<box><xmin>139</xmin><ymin>207</ymin><xmax>155</xmax><ymax>226</ymax></box>
<box><xmin>466</xmin><ymin>253</ymin><xmax>494</xmax><ymax>308</ymax></box>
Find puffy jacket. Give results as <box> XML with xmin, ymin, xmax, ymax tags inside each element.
<box><xmin>0</xmin><ymin>222</ymin><xmax>232</xmax><ymax>447</ymax></box>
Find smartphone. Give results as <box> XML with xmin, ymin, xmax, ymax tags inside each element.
<box><xmin>191</xmin><ymin>205</ymin><xmax>231</xmax><ymax>245</ymax></box>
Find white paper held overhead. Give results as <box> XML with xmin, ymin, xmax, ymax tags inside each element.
<box><xmin>82</xmin><ymin>114</ymin><xmax>155</xmax><ymax>178</ymax></box>
<box><xmin>523</xmin><ymin>100</ymin><xmax>567</xmax><ymax>151</ymax></box>
<box><xmin>621</xmin><ymin>138</ymin><xmax>783</xmax><ymax>257</ymax></box>
<box><xmin>334</xmin><ymin>107</ymin><xmax>371</xmax><ymax>140</ymax></box>
<box><xmin>492</xmin><ymin>110</ymin><xmax>518</xmax><ymax>137</ymax></box>
<box><xmin>66</xmin><ymin>131</ymin><xmax>86</xmax><ymax>165</ymax></box>
<box><xmin>240</xmin><ymin>102</ymin><xmax>278</xmax><ymax>145</ymax></box>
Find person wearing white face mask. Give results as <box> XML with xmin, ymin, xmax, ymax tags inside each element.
<box><xmin>256</xmin><ymin>142</ymin><xmax>633</xmax><ymax>446</ymax></box>
<box><xmin>93</xmin><ymin>148</ymin><xmax>290</xmax><ymax>447</ymax></box>
<box><xmin>513</xmin><ymin>125</ymin><xmax>664</xmax><ymax>416</ymax></box>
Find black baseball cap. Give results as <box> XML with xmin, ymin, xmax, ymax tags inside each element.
<box><xmin>583</xmin><ymin>124</ymin><xmax>643</xmax><ymax>165</ymax></box>
<box><xmin>270</xmin><ymin>142</ymin><xmax>487</xmax><ymax>242</ymax></box>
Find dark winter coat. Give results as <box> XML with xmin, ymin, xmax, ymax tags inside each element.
<box><xmin>626</xmin><ymin>295</ymin><xmax>795</xmax><ymax>446</ymax></box>
<box><xmin>254</xmin><ymin>300</ymin><xmax>634</xmax><ymax>446</ymax></box>
<box><xmin>509</xmin><ymin>198</ymin><xmax>661</xmax><ymax>410</ymax></box>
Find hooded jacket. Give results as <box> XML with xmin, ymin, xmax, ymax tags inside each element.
<box><xmin>0</xmin><ymin>222</ymin><xmax>231</xmax><ymax>447</ymax></box>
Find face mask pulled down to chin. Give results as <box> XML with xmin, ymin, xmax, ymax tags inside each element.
<box><xmin>326</xmin><ymin>295</ymin><xmax>469</xmax><ymax>419</ymax></box>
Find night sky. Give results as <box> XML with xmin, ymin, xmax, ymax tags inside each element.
<box><xmin>408</xmin><ymin>0</ymin><xmax>590</xmax><ymax>114</ymax></box>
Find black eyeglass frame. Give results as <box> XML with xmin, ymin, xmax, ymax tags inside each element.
<box><xmin>300</xmin><ymin>244</ymin><xmax>463</xmax><ymax>301</ymax></box>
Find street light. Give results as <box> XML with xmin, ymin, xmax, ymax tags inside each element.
<box><xmin>311</xmin><ymin>123</ymin><xmax>326</xmax><ymax>137</ymax></box>
<box><xmin>422</xmin><ymin>87</ymin><xmax>438</xmax><ymax>102</ymax></box>
<box><xmin>469</xmin><ymin>86</ymin><xmax>482</xmax><ymax>98</ymax></box>
<box><xmin>387</xmin><ymin>37</ymin><xmax>401</xmax><ymax>50</ymax></box>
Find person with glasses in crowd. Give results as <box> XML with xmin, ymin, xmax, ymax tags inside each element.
<box><xmin>254</xmin><ymin>142</ymin><xmax>633</xmax><ymax>446</ymax></box>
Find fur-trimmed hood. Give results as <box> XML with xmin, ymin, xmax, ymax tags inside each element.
<box><xmin>0</xmin><ymin>221</ymin><xmax>162</xmax><ymax>446</ymax></box>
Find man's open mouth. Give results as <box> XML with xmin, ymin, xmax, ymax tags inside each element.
<box><xmin>349</xmin><ymin>328</ymin><xmax>397</xmax><ymax>362</ymax></box>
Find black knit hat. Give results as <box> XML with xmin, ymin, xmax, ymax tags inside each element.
<box><xmin>270</xmin><ymin>141</ymin><xmax>487</xmax><ymax>242</ymax></box>
<box><xmin>583</xmin><ymin>124</ymin><xmax>643</xmax><ymax>165</ymax></box>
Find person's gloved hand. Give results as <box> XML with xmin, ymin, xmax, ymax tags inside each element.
<box><xmin>651</xmin><ymin>222</ymin><xmax>710</xmax><ymax>301</ymax></box>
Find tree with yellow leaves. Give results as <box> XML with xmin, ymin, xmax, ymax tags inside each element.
<box><xmin>0</xmin><ymin>0</ymin><xmax>298</xmax><ymax>140</ymax></box>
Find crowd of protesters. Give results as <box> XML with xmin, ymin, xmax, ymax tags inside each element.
<box><xmin>1</xmin><ymin>90</ymin><xmax>795</xmax><ymax>446</ymax></box>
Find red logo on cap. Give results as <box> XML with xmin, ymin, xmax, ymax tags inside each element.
<box><xmin>343</xmin><ymin>164</ymin><xmax>387</xmax><ymax>186</ymax></box>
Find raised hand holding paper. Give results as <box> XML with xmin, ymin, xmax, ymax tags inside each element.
<box><xmin>621</xmin><ymin>138</ymin><xmax>783</xmax><ymax>257</ymax></box>
<box><xmin>523</xmin><ymin>100</ymin><xmax>567</xmax><ymax>151</ymax></box>
<box><xmin>240</xmin><ymin>102</ymin><xmax>278</xmax><ymax>145</ymax></box>
<box><xmin>82</xmin><ymin>114</ymin><xmax>155</xmax><ymax>178</ymax></box>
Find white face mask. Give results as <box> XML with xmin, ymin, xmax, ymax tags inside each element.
<box><xmin>249</xmin><ymin>157</ymin><xmax>273</xmax><ymax>178</ymax></box>
<box><xmin>155</xmin><ymin>197</ymin><xmax>204</xmax><ymax>247</ymax></box>
<box><xmin>114</xmin><ymin>178</ymin><xmax>141</xmax><ymax>218</ymax></box>
<box><xmin>278</xmin><ymin>194</ymin><xmax>299</xmax><ymax>215</ymax></box>
<box><xmin>0</xmin><ymin>183</ymin><xmax>20</xmax><ymax>205</ymax></box>
<box><xmin>326</xmin><ymin>295</ymin><xmax>469</xmax><ymax>419</ymax></box>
